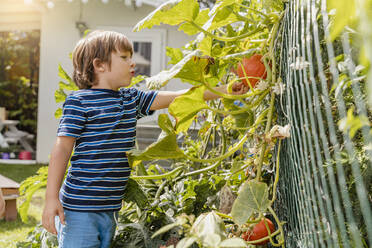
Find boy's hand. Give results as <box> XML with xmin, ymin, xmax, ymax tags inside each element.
<box><xmin>231</xmin><ymin>81</ymin><xmax>249</xmax><ymax>95</ymax></box>
<box><xmin>42</xmin><ymin>198</ymin><xmax>65</xmax><ymax>235</ymax></box>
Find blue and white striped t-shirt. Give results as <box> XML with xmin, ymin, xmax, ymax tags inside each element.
<box><xmin>57</xmin><ymin>88</ymin><xmax>158</xmax><ymax>211</ymax></box>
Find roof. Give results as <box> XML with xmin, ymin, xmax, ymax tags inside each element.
<box><xmin>26</xmin><ymin>0</ymin><xmax>169</xmax><ymax>9</ymax></box>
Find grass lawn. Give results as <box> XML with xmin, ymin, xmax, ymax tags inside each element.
<box><xmin>0</xmin><ymin>163</ymin><xmax>47</xmax><ymax>248</ymax></box>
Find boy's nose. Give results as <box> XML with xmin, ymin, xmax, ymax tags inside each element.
<box><xmin>131</xmin><ymin>60</ymin><xmax>136</xmax><ymax>68</ymax></box>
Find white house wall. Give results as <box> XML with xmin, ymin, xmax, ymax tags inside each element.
<box><xmin>0</xmin><ymin>0</ymin><xmax>41</xmax><ymax>31</ymax></box>
<box><xmin>36</xmin><ymin>0</ymin><xmax>192</xmax><ymax>163</ymax></box>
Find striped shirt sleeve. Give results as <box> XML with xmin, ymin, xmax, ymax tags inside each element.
<box><xmin>57</xmin><ymin>95</ymin><xmax>87</xmax><ymax>138</ymax></box>
<box><xmin>134</xmin><ymin>89</ymin><xmax>158</xmax><ymax>119</ymax></box>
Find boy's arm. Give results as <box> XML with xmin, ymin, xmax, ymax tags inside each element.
<box><xmin>42</xmin><ymin>136</ymin><xmax>75</xmax><ymax>235</ymax></box>
<box><xmin>150</xmin><ymin>82</ymin><xmax>248</xmax><ymax>110</ymax></box>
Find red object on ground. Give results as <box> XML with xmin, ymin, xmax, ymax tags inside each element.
<box><xmin>18</xmin><ymin>150</ymin><xmax>32</xmax><ymax>160</ymax></box>
<box><xmin>236</xmin><ymin>54</ymin><xmax>267</xmax><ymax>88</ymax></box>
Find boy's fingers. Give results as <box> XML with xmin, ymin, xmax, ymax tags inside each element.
<box><xmin>58</xmin><ymin>209</ymin><xmax>66</xmax><ymax>225</ymax></box>
<box><xmin>43</xmin><ymin>215</ymin><xmax>56</xmax><ymax>234</ymax></box>
<box><xmin>49</xmin><ymin>217</ymin><xmax>57</xmax><ymax>235</ymax></box>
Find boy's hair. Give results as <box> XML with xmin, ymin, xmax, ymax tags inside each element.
<box><xmin>72</xmin><ymin>30</ymin><xmax>133</xmax><ymax>89</ymax></box>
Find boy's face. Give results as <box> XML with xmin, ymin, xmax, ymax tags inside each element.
<box><xmin>101</xmin><ymin>50</ymin><xmax>136</xmax><ymax>90</ymax></box>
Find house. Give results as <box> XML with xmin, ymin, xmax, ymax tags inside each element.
<box><xmin>0</xmin><ymin>0</ymin><xmax>193</xmax><ymax>163</ymax></box>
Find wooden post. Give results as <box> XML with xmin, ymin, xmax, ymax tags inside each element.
<box><xmin>0</xmin><ymin>174</ymin><xmax>20</xmax><ymax>221</ymax></box>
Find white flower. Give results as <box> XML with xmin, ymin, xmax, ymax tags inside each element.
<box><xmin>273</xmin><ymin>81</ymin><xmax>286</xmax><ymax>95</ymax></box>
<box><xmin>268</xmin><ymin>124</ymin><xmax>291</xmax><ymax>139</ymax></box>
<box><xmin>255</xmin><ymin>80</ymin><xmax>269</xmax><ymax>91</ymax></box>
<box><xmin>165</xmin><ymin>208</ymin><xmax>175</xmax><ymax>217</ymax></box>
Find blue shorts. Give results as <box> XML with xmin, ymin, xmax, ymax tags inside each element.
<box><xmin>55</xmin><ymin>209</ymin><xmax>118</xmax><ymax>248</ymax></box>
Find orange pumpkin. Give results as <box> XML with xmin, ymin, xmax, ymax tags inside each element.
<box><xmin>236</xmin><ymin>54</ymin><xmax>267</xmax><ymax>88</ymax></box>
<box><xmin>241</xmin><ymin>218</ymin><xmax>275</xmax><ymax>245</ymax></box>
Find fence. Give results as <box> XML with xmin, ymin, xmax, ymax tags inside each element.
<box><xmin>274</xmin><ymin>0</ymin><xmax>372</xmax><ymax>247</ymax></box>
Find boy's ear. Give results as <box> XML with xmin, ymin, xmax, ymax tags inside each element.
<box><xmin>93</xmin><ymin>58</ymin><xmax>106</xmax><ymax>72</ymax></box>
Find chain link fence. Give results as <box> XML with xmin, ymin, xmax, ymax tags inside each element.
<box><xmin>274</xmin><ymin>0</ymin><xmax>372</xmax><ymax>247</ymax></box>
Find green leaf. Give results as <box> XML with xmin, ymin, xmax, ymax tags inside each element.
<box><xmin>219</xmin><ymin>237</ymin><xmax>247</xmax><ymax>247</ymax></box>
<box><xmin>58</xmin><ymin>81</ymin><xmax>78</xmax><ymax>91</ymax></box>
<box><xmin>197</xmin><ymin>34</ymin><xmax>213</xmax><ymax>56</ymax></box>
<box><xmin>151</xmin><ymin>222</ymin><xmax>181</xmax><ymax>239</ymax></box>
<box><xmin>166</xmin><ymin>47</ymin><xmax>184</xmax><ymax>65</ymax></box>
<box><xmin>19</xmin><ymin>167</ymin><xmax>48</xmax><ymax>223</ymax></box>
<box><xmin>151</xmin><ymin>217</ymin><xmax>187</xmax><ymax>239</ymax></box>
<box><xmin>55</xmin><ymin>108</ymin><xmax>63</xmax><ymax>119</ymax></box>
<box><xmin>223</xmin><ymin>99</ymin><xmax>254</xmax><ymax>131</ymax></box>
<box><xmin>146</xmin><ymin>50</ymin><xmax>214</xmax><ymax>89</ymax></box>
<box><xmin>263</xmin><ymin>0</ymin><xmax>285</xmax><ymax>11</ymax></box>
<box><xmin>58</xmin><ymin>64</ymin><xmax>77</xmax><ymax>89</ymax></box>
<box><xmin>123</xmin><ymin>178</ymin><xmax>149</xmax><ymax>209</ymax></box>
<box><xmin>176</xmin><ymin>237</ymin><xmax>198</xmax><ymax>248</ymax></box>
<box><xmin>201</xmin><ymin>0</ymin><xmax>242</xmax><ymax>32</ymax></box>
<box><xmin>55</xmin><ymin>88</ymin><xmax>67</xmax><ymax>103</ymax></box>
<box><xmin>133</xmin><ymin>0</ymin><xmax>200</xmax><ymax>32</ymax></box>
<box><xmin>145</xmin><ymin>50</ymin><xmax>200</xmax><ymax>89</ymax></box>
<box><xmin>158</xmin><ymin>113</ymin><xmax>175</xmax><ymax>134</ymax></box>
<box><xmin>179</xmin><ymin>9</ymin><xmax>210</xmax><ymax>35</ymax></box>
<box><xmin>127</xmin><ymin>74</ymin><xmax>147</xmax><ymax>88</ymax></box>
<box><xmin>338</xmin><ymin>107</ymin><xmax>370</xmax><ymax>138</ymax></box>
<box><xmin>127</xmin><ymin>114</ymin><xmax>185</xmax><ymax>167</ymax></box>
<box><xmin>175</xmin><ymin>53</ymin><xmax>213</xmax><ymax>83</ymax></box>
<box><xmin>169</xmin><ymin>86</ymin><xmax>208</xmax><ymax>133</ymax></box>
<box><xmin>231</xmin><ymin>180</ymin><xmax>270</xmax><ymax>225</ymax></box>
<box><xmin>328</xmin><ymin>0</ymin><xmax>356</xmax><ymax>40</ymax></box>
<box><xmin>190</xmin><ymin>211</ymin><xmax>226</xmax><ymax>247</ymax></box>
<box><xmin>205</xmin><ymin>7</ymin><xmax>240</xmax><ymax>32</ymax></box>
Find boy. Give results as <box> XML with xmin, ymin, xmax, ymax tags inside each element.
<box><xmin>42</xmin><ymin>30</ymin><xmax>248</xmax><ymax>248</ymax></box>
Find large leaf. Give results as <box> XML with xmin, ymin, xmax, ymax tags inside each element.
<box><xmin>231</xmin><ymin>180</ymin><xmax>270</xmax><ymax>225</ymax></box>
<box><xmin>166</xmin><ymin>47</ymin><xmax>184</xmax><ymax>65</ymax></box>
<box><xmin>127</xmin><ymin>114</ymin><xmax>185</xmax><ymax>167</ymax></box>
<box><xmin>190</xmin><ymin>211</ymin><xmax>226</xmax><ymax>247</ymax></box>
<box><xmin>145</xmin><ymin>50</ymin><xmax>200</xmax><ymax>89</ymax></box>
<box><xmin>176</xmin><ymin>54</ymin><xmax>214</xmax><ymax>82</ymax></box>
<box><xmin>179</xmin><ymin>9</ymin><xmax>210</xmax><ymax>35</ymax></box>
<box><xmin>223</xmin><ymin>98</ymin><xmax>254</xmax><ymax>130</ymax></box>
<box><xmin>145</xmin><ymin>50</ymin><xmax>214</xmax><ymax>89</ymax></box>
<box><xmin>205</xmin><ymin>7</ymin><xmax>240</xmax><ymax>32</ymax></box>
<box><xmin>169</xmin><ymin>86</ymin><xmax>208</xmax><ymax>133</ymax></box>
<box><xmin>202</xmin><ymin>0</ymin><xmax>243</xmax><ymax>31</ymax></box>
<box><xmin>158</xmin><ymin>112</ymin><xmax>175</xmax><ymax>134</ymax></box>
<box><xmin>133</xmin><ymin>0</ymin><xmax>200</xmax><ymax>32</ymax></box>
<box><xmin>123</xmin><ymin>178</ymin><xmax>149</xmax><ymax>209</ymax></box>
<box><xmin>196</xmin><ymin>33</ymin><xmax>213</xmax><ymax>56</ymax></box>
